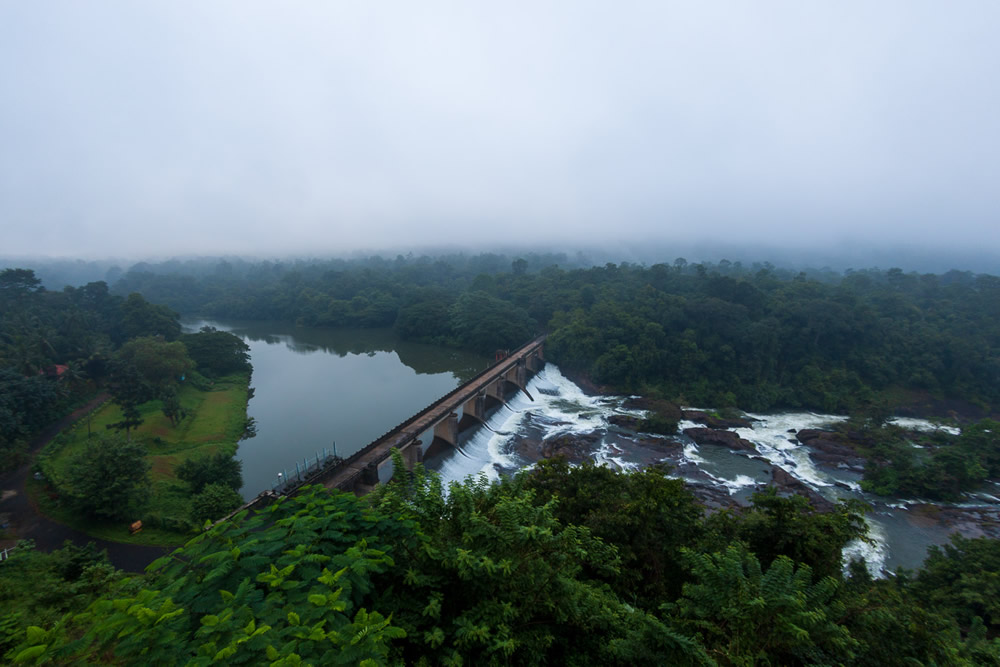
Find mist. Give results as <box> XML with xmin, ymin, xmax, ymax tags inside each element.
<box><xmin>2</xmin><ymin>2</ymin><xmax>999</xmax><ymax>262</ymax></box>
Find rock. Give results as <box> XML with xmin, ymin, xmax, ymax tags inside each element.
<box><xmin>512</xmin><ymin>431</ymin><xmax>602</xmax><ymax>465</ymax></box>
<box><xmin>795</xmin><ymin>429</ymin><xmax>867</xmax><ymax>470</ymax></box>
<box><xmin>683</xmin><ymin>427</ymin><xmax>758</xmax><ymax>452</ymax></box>
<box><xmin>608</xmin><ymin>414</ymin><xmax>643</xmax><ymax>430</ymax></box>
<box><xmin>682</xmin><ymin>410</ymin><xmax>754</xmax><ymax>429</ymax></box>
<box><xmin>769</xmin><ymin>466</ymin><xmax>835</xmax><ymax>512</ymax></box>
<box><xmin>795</xmin><ymin>428</ymin><xmax>832</xmax><ymax>443</ymax></box>
<box><xmin>685</xmin><ymin>481</ymin><xmax>744</xmax><ymax>513</ymax></box>
<box><xmin>621</xmin><ymin>397</ymin><xmax>683</xmax><ymax>422</ymax></box>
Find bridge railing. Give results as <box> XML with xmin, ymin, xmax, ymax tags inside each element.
<box><xmin>267</xmin><ymin>447</ymin><xmax>341</xmax><ymax>494</ymax></box>
<box><xmin>319</xmin><ymin>334</ymin><xmax>546</xmax><ymax>488</ymax></box>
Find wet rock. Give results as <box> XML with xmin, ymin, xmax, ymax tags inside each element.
<box><xmin>608</xmin><ymin>414</ymin><xmax>642</xmax><ymax>430</ymax></box>
<box><xmin>769</xmin><ymin>466</ymin><xmax>835</xmax><ymax>512</ymax></box>
<box><xmin>512</xmin><ymin>431</ymin><xmax>602</xmax><ymax>465</ymax></box>
<box><xmin>686</xmin><ymin>481</ymin><xmax>744</xmax><ymax>513</ymax></box>
<box><xmin>621</xmin><ymin>397</ymin><xmax>684</xmax><ymax>422</ymax></box>
<box><xmin>683</xmin><ymin>427</ymin><xmax>758</xmax><ymax>452</ymax></box>
<box><xmin>682</xmin><ymin>410</ymin><xmax>754</xmax><ymax>429</ymax></box>
<box><xmin>633</xmin><ymin>436</ymin><xmax>683</xmax><ymax>453</ymax></box>
<box><xmin>796</xmin><ymin>429</ymin><xmax>867</xmax><ymax>470</ymax></box>
<box><xmin>908</xmin><ymin>504</ymin><xmax>1000</xmax><ymax>541</ymax></box>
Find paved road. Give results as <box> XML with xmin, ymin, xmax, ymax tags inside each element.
<box><xmin>0</xmin><ymin>395</ymin><xmax>170</xmax><ymax>572</ymax></box>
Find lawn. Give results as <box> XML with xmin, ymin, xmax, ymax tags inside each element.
<box><xmin>33</xmin><ymin>372</ymin><xmax>251</xmax><ymax>546</ymax></box>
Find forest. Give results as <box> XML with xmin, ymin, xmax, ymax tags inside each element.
<box><xmin>0</xmin><ymin>268</ymin><xmax>254</xmax><ymax>541</ymax></box>
<box><xmin>108</xmin><ymin>253</ymin><xmax>1000</xmax><ymax>414</ymax></box>
<box><xmin>3</xmin><ymin>254</ymin><xmax>1000</xmax><ymax>663</ymax></box>
<box><xmin>4</xmin><ymin>460</ymin><xmax>999</xmax><ymax>664</ymax></box>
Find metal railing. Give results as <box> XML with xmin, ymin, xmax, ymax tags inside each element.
<box><xmin>319</xmin><ymin>335</ymin><xmax>547</xmax><ymax>485</ymax></box>
<box><xmin>267</xmin><ymin>446</ymin><xmax>342</xmax><ymax>494</ymax></box>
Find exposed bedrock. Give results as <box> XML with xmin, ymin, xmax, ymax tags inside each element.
<box><xmin>683</xmin><ymin>427</ymin><xmax>757</xmax><ymax>452</ymax></box>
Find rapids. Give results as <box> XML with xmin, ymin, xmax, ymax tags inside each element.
<box><xmin>431</xmin><ymin>363</ymin><xmax>998</xmax><ymax>576</ymax></box>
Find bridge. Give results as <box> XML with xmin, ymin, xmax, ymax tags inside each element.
<box><xmin>312</xmin><ymin>335</ymin><xmax>546</xmax><ymax>494</ymax></box>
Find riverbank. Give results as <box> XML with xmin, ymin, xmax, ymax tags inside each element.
<box><xmin>25</xmin><ymin>371</ymin><xmax>251</xmax><ymax>547</ymax></box>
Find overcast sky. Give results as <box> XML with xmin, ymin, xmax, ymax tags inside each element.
<box><xmin>2</xmin><ymin>2</ymin><xmax>998</xmax><ymax>260</ymax></box>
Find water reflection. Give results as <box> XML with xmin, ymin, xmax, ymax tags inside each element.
<box><xmin>182</xmin><ymin>319</ymin><xmax>488</xmax><ymax>498</ymax></box>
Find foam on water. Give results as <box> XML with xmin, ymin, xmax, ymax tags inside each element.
<box><xmin>437</xmin><ymin>364</ymin><xmax>629</xmax><ymax>486</ymax></box>
<box><xmin>735</xmin><ymin>412</ymin><xmax>847</xmax><ymax>489</ymax></box>
<box><xmin>431</xmin><ymin>364</ymin><xmax>988</xmax><ymax>579</ymax></box>
<box><xmin>891</xmin><ymin>417</ymin><xmax>960</xmax><ymax>435</ymax></box>
<box><xmin>843</xmin><ymin>516</ymin><xmax>889</xmax><ymax>577</ymax></box>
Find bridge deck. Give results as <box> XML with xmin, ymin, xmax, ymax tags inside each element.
<box><xmin>319</xmin><ymin>335</ymin><xmax>545</xmax><ymax>492</ymax></box>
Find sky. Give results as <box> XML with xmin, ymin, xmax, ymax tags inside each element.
<box><xmin>2</xmin><ymin>1</ymin><xmax>999</xmax><ymax>262</ymax></box>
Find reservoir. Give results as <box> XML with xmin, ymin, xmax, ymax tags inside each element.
<box><xmin>182</xmin><ymin>319</ymin><xmax>488</xmax><ymax>498</ymax></box>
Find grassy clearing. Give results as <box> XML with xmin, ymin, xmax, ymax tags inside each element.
<box><xmin>33</xmin><ymin>372</ymin><xmax>250</xmax><ymax>546</ymax></box>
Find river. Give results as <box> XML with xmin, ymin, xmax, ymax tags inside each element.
<box><xmin>183</xmin><ymin>319</ymin><xmax>997</xmax><ymax>575</ymax></box>
<box><xmin>181</xmin><ymin>319</ymin><xmax>489</xmax><ymax>497</ymax></box>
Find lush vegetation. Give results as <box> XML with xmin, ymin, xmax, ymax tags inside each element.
<box><xmin>108</xmin><ymin>254</ymin><xmax>1000</xmax><ymax>413</ymax></box>
<box><xmin>0</xmin><ymin>268</ymin><xmax>182</xmax><ymax>470</ymax></box>
<box><xmin>859</xmin><ymin>418</ymin><xmax>1000</xmax><ymax>500</ymax></box>
<box><xmin>5</xmin><ymin>461</ymin><xmax>999</xmax><ymax>664</ymax></box>
<box><xmin>33</xmin><ymin>370</ymin><xmax>251</xmax><ymax>543</ymax></box>
<box><xmin>0</xmin><ymin>267</ymin><xmax>253</xmax><ymax>541</ymax></box>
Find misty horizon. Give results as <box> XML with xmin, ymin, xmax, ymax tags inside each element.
<box><xmin>3</xmin><ymin>3</ymin><xmax>999</xmax><ymax>261</ymax></box>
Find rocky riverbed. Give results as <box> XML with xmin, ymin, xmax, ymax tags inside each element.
<box><xmin>433</xmin><ymin>364</ymin><xmax>1000</xmax><ymax>575</ymax></box>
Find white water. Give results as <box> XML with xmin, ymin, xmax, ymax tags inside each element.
<box><xmin>432</xmin><ymin>363</ymin><xmax>991</xmax><ymax>576</ymax></box>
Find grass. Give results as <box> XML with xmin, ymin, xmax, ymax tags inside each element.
<box><xmin>32</xmin><ymin>372</ymin><xmax>251</xmax><ymax>547</ymax></box>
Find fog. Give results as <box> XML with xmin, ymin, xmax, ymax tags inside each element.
<box><xmin>2</xmin><ymin>2</ymin><xmax>999</xmax><ymax>262</ymax></box>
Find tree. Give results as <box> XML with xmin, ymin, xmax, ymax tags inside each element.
<box><xmin>158</xmin><ymin>385</ymin><xmax>183</xmax><ymax>426</ymax></box>
<box><xmin>11</xmin><ymin>488</ymin><xmax>409</xmax><ymax>665</ymax></box>
<box><xmin>665</xmin><ymin>546</ymin><xmax>857</xmax><ymax>665</ymax></box>
<box><xmin>66</xmin><ymin>434</ymin><xmax>150</xmax><ymax>521</ymax></box>
<box><xmin>116</xmin><ymin>336</ymin><xmax>194</xmax><ymax>392</ymax></box>
<box><xmin>178</xmin><ymin>329</ymin><xmax>251</xmax><ymax>377</ymax></box>
<box><xmin>105</xmin><ymin>361</ymin><xmax>151</xmax><ymax>440</ymax></box>
<box><xmin>118</xmin><ymin>292</ymin><xmax>181</xmax><ymax>341</ymax></box>
<box><xmin>448</xmin><ymin>291</ymin><xmax>536</xmax><ymax>354</ymax></box>
<box><xmin>176</xmin><ymin>453</ymin><xmax>243</xmax><ymax>494</ymax></box>
<box><xmin>189</xmin><ymin>482</ymin><xmax>244</xmax><ymax>524</ymax></box>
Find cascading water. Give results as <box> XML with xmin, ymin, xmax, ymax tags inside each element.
<box><xmin>431</xmin><ymin>363</ymin><xmax>997</xmax><ymax>576</ymax></box>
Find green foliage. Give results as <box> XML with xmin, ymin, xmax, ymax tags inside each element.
<box><xmin>709</xmin><ymin>488</ymin><xmax>870</xmax><ymax>581</ymax></box>
<box><xmin>119</xmin><ymin>292</ymin><xmax>181</xmax><ymax>341</ymax></box>
<box><xmin>838</xmin><ymin>561</ymin><xmax>974</xmax><ymax>665</ymax></box>
<box><xmin>65</xmin><ymin>433</ymin><xmax>151</xmax><ymax>521</ymax></box>
<box><xmin>448</xmin><ymin>291</ymin><xmax>537</xmax><ymax>354</ymax></box>
<box><xmin>370</xmin><ymin>452</ymin><xmax>708</xmax><ymax>665</ymax></box>
<box><xmin>177</xmin><ymin>452</ymin><xmax>244</xmax><ymax>493</ymax></box>
<box><xmin>665</xmin><ymin>546</ymin><xmax>857</xmax><ymax>665</ymax></box>
<box><xmin>117</xmin><ymin>335</ymin><xmax>195</xmax><ymax>392</ymax></box>
<box><xmin>11</xmin><ymin>487</ymin><xmax>412</xmax><ymax>664</ymax></box>
<box><xmin>522</xmin><ymin>458</ymin><xmax>702</xmax><ymax>605</ymax></box>
<box><xmin>190</xmin><ymin>482</ymin><xmax>244</xmax><ymax>524</ymax></box>
<box><xmin>11</xmin><ymin>463</ymin><xmax>1000</xmax><ymax>664</ymax></box>
<box><xmin>862</xmin><ymin>419</ymin><xmax>999</xmax><ymax>500</ymax></box>
<box><xmin>911</xmin><ymin>534</ymin><xmax>1000</xmax><ymax>635</ymax></box>
<box><xmin>0</xmin><ymin>541</ymin><xmax>125</xmax><ymax>659</ymax></box>
<box><xmin>0</xmin><ymin>369</ymin><xmax>62</xmax><ymax>470</ymax></box>
<box><xmin>179</xmin><ymin>328</ymin><xmax>252</xmax><ymax>377</ymax></box>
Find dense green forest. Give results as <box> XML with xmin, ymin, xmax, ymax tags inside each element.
<box><xmin>0</xmin><ymin>267</ymin><xmax>253</xmax><ymax>536</ymax></box>
<box><xmin>0</xmin><ymin>268</ymin><xmax>183</xmax><ymax>470</ymax></box>
<box><xmin>4</xmin><ymin>255</ymin><xmax>1000</xmax><ymax>663</ymax></box>
<box><xmin>109</xmin><ymin>253</ymin><xmax>1000</xmax><ymax>414</ymax></box>
<box><xmin>4</xmin><ymin>461</ymin><xmax>999</xmax><ymax>664</ymax></box>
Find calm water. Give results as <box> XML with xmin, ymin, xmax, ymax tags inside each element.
<box><xmin>182</xmin><ymin>319</ymin><xmax>488</xmax><ymax>498</ymax></box>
